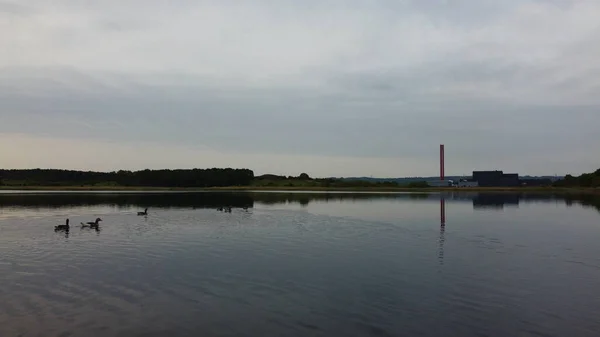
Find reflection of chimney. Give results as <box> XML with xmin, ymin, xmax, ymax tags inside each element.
<box><xmin>440</xmin><ymin>198</ymin><xmax>446</xmax><ymax>226</ymax></box>
<box><xmin>440</xmin><ymin>144</ymin><xmax>445</xmax><ymax>181</ymax></box>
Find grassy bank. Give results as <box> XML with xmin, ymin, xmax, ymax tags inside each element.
<box><xmin>0</xmin><ymin>185</ymin><xmax>186</xmax><ymax>191</ymax></box>
<box><xmin>1</xmin><ymin>185</ymin><xmax>599</xmax><ymax>194</ymax></box>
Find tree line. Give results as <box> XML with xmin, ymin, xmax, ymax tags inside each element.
<box><xmin>252</xmin><ymin>173</ymin><xmax>427</xmax><ymax>188</ymax></box>
<box><xmin>553</xmin><ymin>168</ymin><xmax>600</xmax><ymax>188</ymax></box>
<box><xmin>0</xmin><ymin>168</ymin><xmax>254</xmax><ymax>187</ymax></box>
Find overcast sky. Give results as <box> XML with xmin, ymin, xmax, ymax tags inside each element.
<box><xmin>1</xmin><ymin>0</ymin><xmax>599</xmax><ymax>177</ymax></box>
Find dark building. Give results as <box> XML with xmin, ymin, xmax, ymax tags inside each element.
<box><xmin>473</xmin><ymin>170</ymin><xmax>520</xmax><ymax>187</ymax></box>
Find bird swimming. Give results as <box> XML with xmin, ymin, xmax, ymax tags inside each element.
<box><xmin>55</xmin><ymin>219</ymin><xmax>70</xmax><ymax>231</ymax></box>
<box><xmin>81</xmin><ymin>218</ymin><xmax>102</xmax><ymax>228</ymax></box>
<box><xmin>137</xmin><ymin>208</ymin><xmax>148</xmax><ymax>216</ymax></box>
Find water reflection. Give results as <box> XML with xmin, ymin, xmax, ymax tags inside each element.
<box><xmin>2</xmin><ymin>191</ymin><xmax>600</xmax><ymax>337</ymax></box>
<box><xmin>53</xmin><ymin>224</ymin><xmax>102</xmax><ymax>238</ymax></box>
<box><xmin>438</xmin><ymin>224</ymin><xmax>445</xmax><ymax>265</ymax></box>
<box><xmin>440</xmin><ymin>198</ymin><xmax>446</xmax><ymax>225</ymax></box>
<box><xmin>54</xmin><ymin>228</ymin><xmax>69</xmax><ymax>238</ymax></box>
<box><xmin>80</xmin><ymin>226</ymin><xmax>101</xmax><ymax>234</ymax></box>
<box><xmin>472</xmin><ymin>193</ymin><xmax>520</xmax><ymax>209</ymax></box>
<box><xmin>439</xmin><ymin>198</ymin><xmax>446</xmax><ymax>265</ymax></box>
<box><xmin>0</xmin><ymin>191</ymin><xmax>598</xmax><ymax>213</ymax></box>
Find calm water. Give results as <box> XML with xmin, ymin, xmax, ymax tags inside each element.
<box><xmin>1</xmin><ymin>191</ymin><xmax>600</xmax><ymax>337</ymax></box>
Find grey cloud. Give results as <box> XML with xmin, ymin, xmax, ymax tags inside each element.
<box><xmin>0</xmin><ymin>2</ymin><xmax>34</xmax><ymax>15</ymax></box>
<box><xmin>1</xmin><ymin>1</ymin><xmax>599</xmax><ymax>176</ymax></box>
<box><xmin>2</xmin><ymin>66</ymin><xmax>598</xmax><ymax>161</ymax></box>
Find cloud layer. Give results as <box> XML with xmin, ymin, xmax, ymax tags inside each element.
<box><xmin>1</xmin><ymin>0</ymin><xmax>599</xmax><ymax>176</ymax></box>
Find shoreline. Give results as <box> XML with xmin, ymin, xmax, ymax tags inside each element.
<box><xmin>0</xmin><ymin>185</ymin><xmax>598</xmax><ymax>194</ymax></box>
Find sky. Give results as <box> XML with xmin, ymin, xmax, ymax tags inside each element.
<box><xmin>1</xmin><ymin>0</ymin><xmax>599</xmax><ymax>177</ymax></box>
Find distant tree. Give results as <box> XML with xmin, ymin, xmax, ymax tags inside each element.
<box><xmin>298</xmin><ymin>173</ymin><xmax>311</xmax><ymax>180</ymax></box>
<box><xmin>553</xmin><ymin>168</ymin><xmax>600</xmax><ymax>188</ymax></box>
<box><xmin>0</xmin><ymin>168</ymin><xmax>254</xmax><ymax>187</ymax></box>
<box><xmin>407</xmin><ymin>181</ymin><xmax>430</xmax><ymax>188</ymax></box>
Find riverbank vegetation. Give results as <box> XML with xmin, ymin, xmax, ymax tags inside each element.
<box><xmin>553</xmin><ymin>168</ymin><xmax>600</xmax><ymax>188</ymax></box>
<box><xmin>0</xmin><ymin>169</ymin><xmax>424</xmax><ymax>189</ymax></box>
<box><xmin>251</xmin><ymin>173</ymin><xmax>419</xmax><ymax>188</ymax></box>
<box><xmin>1</xmin><ymin>168</ymin><xmax>598</xmax><ymax>192</ymax></box>
<box><xmin>0</xmin><ymin>168</ymin><xmax>254</xmax><ymax>188</ymax></box>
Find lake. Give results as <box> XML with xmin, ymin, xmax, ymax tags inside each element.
<box><xmin>1</xmin><ymin>191</ymin><xmax>599</xmax><ymax>337</ymax></box>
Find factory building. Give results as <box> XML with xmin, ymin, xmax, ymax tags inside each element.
<box><xmin>472</xmin><ymin>170</ymin><xmax>520</xmax><ymax>187</ymax></box>
<box><xmin>426</xmin><ymin>145</ymin><xmax>531</xmax><ymax>188</ymax></box>
<box><xmin>457</xmin><ymin>179</ymin><xmax>479</xmax><ymax>187</ymax></box>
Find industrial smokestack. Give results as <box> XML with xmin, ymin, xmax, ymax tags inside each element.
<box><xmin>440</xmin><ymin>144</ymin><xmax>445</xmax><ymax>181</ymax></box>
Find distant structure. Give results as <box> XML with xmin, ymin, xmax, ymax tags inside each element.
<box><xmin>428</xmin><ymin>144</ymin><xmax>451</xmax><ymax>187</ymax></box>
<box><xmin>457</xmin><ymin>178</ymin><xmax>478</xmax><ymax>187</ymax></box>
<box><xmin>519</xmin><ymin>178</ymin><xmax>553</xmax><ymax>186</ymax></box>
<box><xmin>425</xmin><ymin>146</ymin><xmax>549</xmax><ymax>188</ymax></box>
<box><xmin>426</xmin><ymin>144</ymin><xmax>552</xmax><ymax>187</ymax></box>
<box><xmin>453</xmin><ymin>172</ymin><xmax>552</xmax><ymax>188</ymax></box>
<box><xmin>440</xmin><ymin>144</ymin><xmax>444</xmax><ymax>181</ymax></box>
<box><xmin>472</xmin><ymin>170</ymin><xmax>519</xmax><ymax>187</ymax></box>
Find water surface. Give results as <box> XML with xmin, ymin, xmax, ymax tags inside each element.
<box><xmin>1</xmin><ymin>191</ymin><xmax>599</xmax><ymax>337</ymax></box>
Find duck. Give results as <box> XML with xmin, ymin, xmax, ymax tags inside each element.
<box><xmin>55</xmin><ymin>219</ymin><xmax>70</xmax><ymax>231</ymax></box>
<box><xmin>81</xmin><ymin>217</ymin><xmax>102</xmax><ymax>229</ymax></box>
<box><xmin>137</xmin><ymin>208</ymin><xmax>148</xmax><ymax>216</ymax></box>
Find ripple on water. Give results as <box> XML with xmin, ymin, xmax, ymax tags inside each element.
<box><xmin>1</xmin><ymin>197</ymin><xmax>600</xmax><ymax>337</ymax></box>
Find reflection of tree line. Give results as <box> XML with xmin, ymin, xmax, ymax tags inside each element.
<box><xmin>562</xmin><ymin>193</ymin><xmax>600</xmax><ymax>213</ymax></box>
<box><xmin>0</xmin><ymin>192</ymin><xmax>432</xmax><ymax>209</ymax></box>
<box><xmin>0</xmin><ymin>193</ymin><xmax>254</xmax><ymax>210</ymax></box>
<box><xmin>0</xmin><ymin>192</ymin><xmax>598</xmax><ymax>213</ymax></box>
<box><xmin>245</xmin><ymin>192</ymin><xmax>432</xmax><ymax>206</ymax></box>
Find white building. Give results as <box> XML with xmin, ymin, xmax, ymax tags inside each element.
<box><xmin>458</xmin><ymin>180</ymin><xmax>479</xmax><ymax>187</ymax></box>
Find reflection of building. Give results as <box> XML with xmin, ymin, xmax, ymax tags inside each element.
<box><xmin>473</xmin><ymin>170</ymin><xmax>519</xmax><ymax>187</ymax></box>
<box><xmin>472</xmin><ymin>193</ymin><xmax>520</xmax><ymax>209</ymax></box>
